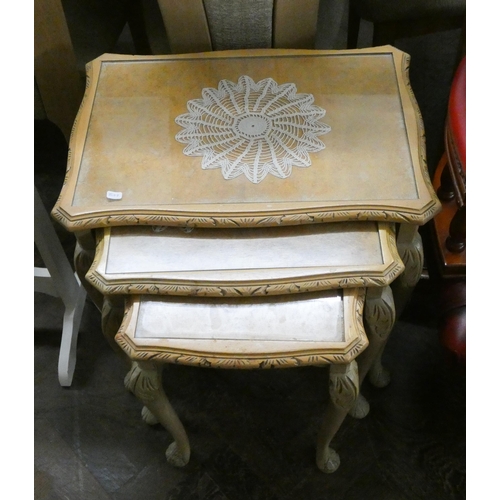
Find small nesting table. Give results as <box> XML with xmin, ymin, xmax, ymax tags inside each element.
<box><xmin>88</xmin><ymin>221</ymin><xmax>402</xmax><ymax>472</ymax></box>
<box><xmin>51</xmin><ymin>46</ymin><xmax>440</xmax><ymax>473</ymax></box>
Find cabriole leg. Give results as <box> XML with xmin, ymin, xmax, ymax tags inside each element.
<box><xmin>360</xmin><ymin>224</ymin><xmax>422</xmax><ymax>389</ymax></box>
<box><xmin>124</xmin><ymin>361</ymin><xmax>191</xmax><ymax>467</ymax></box>
<box><xmin>364</xmin><ymin>285</ymin><xmax>397</xmax><ymax>389</ymax></box>
<box><xmin>349</xmin><ymin>286</ymin><xmax>396</xmax><ymax>419</ymax></box>
<box><xmin>392</xmin><ymin>223</ymin><xmax>424</xmax><ymax>319</ymax></box>
<box><xmin>101</xmin><ymin>294</ymin><xmax>127</xmax><ymax>361</ymax></box>
<box><xmin>316</xmin><ymin>361</ymin><xmax>359</xmax><ymax>473</ymax></box>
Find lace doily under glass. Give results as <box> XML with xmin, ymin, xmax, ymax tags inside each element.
<box><xmin>175</xmin><ymin>75</ymin><xmax>331</xmax><ymax>184</ymax></box>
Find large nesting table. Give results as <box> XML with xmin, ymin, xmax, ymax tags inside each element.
<box><xmin>52</xmin><ymin>47</ymin><xmax>440</xmax><ymax>473</ymax></box>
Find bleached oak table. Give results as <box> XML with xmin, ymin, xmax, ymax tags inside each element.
<box><xmin>51</xmin><ymin>46</ymin><xmax>440</xmax><ymax>473</ymax></box>
<box><xmin>52</xmin><ymin>47</ymin><xmax>439</xmax><ymax>312</ymax></box>
<box><xmin>88</xmin><ymin>220</ymin><xmax>402</xmax><ymax>472</ymax></box>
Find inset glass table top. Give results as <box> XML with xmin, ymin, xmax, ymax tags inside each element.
<box><xmin>87</xmin><ymin>221</ymin><xmax>404</xmax><ymax>297</ymax></box>
<box><xmin>53</xmin><ymin>47</ymin><xmax>440</xmax><ymax>230</ymax></box>
<box><xmin>115</xmin><ymin>288</ymin><xmax>368</xmax><ymax>368</ymax></box>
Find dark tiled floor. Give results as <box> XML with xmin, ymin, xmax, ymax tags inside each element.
<box><xmin>35</xmin><ymin>9</ymin><xmax>465</xmax><ymax>498</ymax></box>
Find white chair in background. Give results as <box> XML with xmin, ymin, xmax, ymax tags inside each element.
<box><xmin>34</xmin><ymin>186</ymin><xmax>87</xmax><ymax>386</ymax></box>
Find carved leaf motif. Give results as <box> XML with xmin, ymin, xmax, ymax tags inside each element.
<box><xmin>335</xmin><ymin>211</ymin><xmax>353</xmax><ymax>219</ymax></box>
<box><xmin>398</xmin><ymin>232</ymin><xmax>424</xmax><ymax>288</ymax></box>
<box><xmin>193</xmin><ymin>287</ymin><xmax>223</xmax><ymax>296</ymax></box>
<box><xmin>329</xmin><ymin>362</ymin><xmax>359</xmax><ymax>410</ymax></box>
<box><xmin>124</xmin><ymin>362</ymin><xmax>162</xmax><ymax>402</ymax></box>
<box><xmin>386</xmin><ymin>211</ymin><xmax>418</xmax><ymax>223</ymax></box>
<box><xmin>89</xmin><ymin>272</ymin><xmax>401</xmax><ymax>297</ymax></box>
<box><xmin>116</xmin><ymin>334</ymin><xmax>368</xmax><ymax>369</ymax></box>
<box><xmin>145</xmin><ymin>216</ymin><xmax>182</xmax><ymax>225</ymax></box>
<box><xmin>315</xmin><ymin>212</ymin><xmax>338</xmax><ymax>220</ymax></box>
<box><xmin>54</xmin><ymin>205</ymin><xmax>438</xmax><ymax>230</ymax></box>
<box><xmin>254</xmin><ymin>216</ymin><xmax>281</xmax><ymax>226</ymax></box>
<box><xmin>338</xmin><ymin>278</ymin><xmax>361</xmax><ymax>288</ymax></box>
<box><xmin>365</xmin><ymin>302</ymin><xmax>393</xmax><ymax>340</ymax></box>
<box><xmin>187</xmin><ymin>217</ymin><xmax>217</xmax><ymax>227</ymax></box>
<box><xmin>399</xmin><ymin>248</ymin><xmax>423</xmax><ymax>287</ymax></box>
<box><xmin>364</xmin><ymin>287</ymin><xmax>396</xmax><ymax>341</ymax></box>
<box><xmin>358</xmin><ymin>210</ymin><xmax>389</xmax><ymax>221</ymax></box>
<box><xmin>285</xmin><ymin>214</ymin><xmax>315</xmax><ymax>223</ymax></box>
<box><xmin>115</xmin><ymin>286</ymin><xmax>368</xmax><ymax>369</ymax></box>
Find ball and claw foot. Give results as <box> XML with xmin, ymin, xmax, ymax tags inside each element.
<box><xmin>317</xmin><ymin>448</ymin><xmax>340</xmax><ymax>474</ymax></box>
<box><xmin>141</xmin><ymin>406</ymin><xmax>159</xmax><ymax>425</ymax></box>
<box><xmin>166</xmin><ymin>442</ymin><xmax>189</xmax><ymax>467</ymax></box>
<box><xmin>349</xmin><ymin>394</ymin><xmax>370</xmax><ymax>419</ymax></box>
<box><xmin>369</xmin><ymin>365</ymin><xmax>391</xmax><ymax>388</ymax></box>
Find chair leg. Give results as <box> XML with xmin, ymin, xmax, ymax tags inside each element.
<box><xmin>372</xmin><ymin>22</ymin><xmax>398</xmax><ymax>46</ymax></box>
<box><xmin>437</xmin><ymin>155</ymin><xmax>456</xmax><ymax>201</ymax></box>
<box><xmin>58</xmin><ymin>276</ymin><xmax>87</xmax><ymax>386</ymax></box>
<box><xmin>346</xmin><ymin>2</ymin><xmax>360</xmax><ymax>48</ymax></box>
<box><xmin>392</xmin><ymin>224</ymin><xmax>424</xmax><ymax>318</ymax></box>
<box><xmin>446</xmin><ymin>206</ymin><xmax>466</xmax><ymax>253</ymax></box>
<box><xmin>126</xmin><ymin>0</ymin><xmax>152</xmax><ymax>54</ymax></box>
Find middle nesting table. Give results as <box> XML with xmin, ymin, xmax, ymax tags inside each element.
<box><xmin>88</xmin><ymin>220</ymin><xmax>403</xmax><ymax>473</ymax></box>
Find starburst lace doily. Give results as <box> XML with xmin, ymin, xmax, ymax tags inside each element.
<box><xmin>175</xmin><ymin>75</ymin><xmax>331</xmax><ymax>184</ymax></box>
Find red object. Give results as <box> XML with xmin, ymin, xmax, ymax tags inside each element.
<box><xmin>439</xmin><ymin>57</ymin><xmax>466</xmax><ymax>364</ymax></box>
<box><xmin>447</xmin><ymin>57</ymin><xmax>466</xmax><ymax>173</ymax></box>
<box><xmin>430</xmin><ymin>57</ymin><xmax>466</xmax><ymax>366</ymax></box>
<box><xmin>439</xmin><ymin>280</ymin><xmax>466</xmax><ymax>364</ymax></box>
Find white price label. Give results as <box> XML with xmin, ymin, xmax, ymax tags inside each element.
<box><xmin>106</xmin><ymin>191</ymin><xmax>123</xmax><ymax>200</ymax></box>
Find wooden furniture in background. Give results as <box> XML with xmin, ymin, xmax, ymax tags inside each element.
<box><xmin>430</xmin><ymin>57</ymin><xmax>465</xmax><ymax>364</ymax></box>
<box><xmin>34</xmin><ymin>0</ymin><xmax>157</xmax><ymax>142</ymax></box>
<box><xmin>156</xmin><ymin>0</ymin><xmax>320</xmax><ymax>53</ymax></box>
<box><xmin>34</xmin><ymin>0</ymin><xmax>157</xmax><ymax>383</ymax></box>
<box><xmin>347</xmin><ymin>0</ymin><xmax>466</xmax><ymax>49</ymax></box>
<box><xmin>34</xmin><ymin>0</ymin><xmax>84</xmax><ymax>143</ymax></box>
<box><xmin>436</xmin><ymin>57</ymin><xmax>466</xmax><ymax>257</ymax></box>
